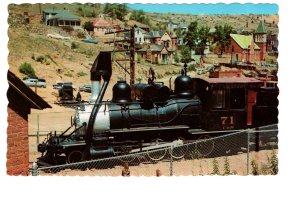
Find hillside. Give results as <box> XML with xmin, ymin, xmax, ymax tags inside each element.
<box><xmin>7</xmin><ymin>3</ymin><xmax>278</xmax><ymax>108</ymax></box>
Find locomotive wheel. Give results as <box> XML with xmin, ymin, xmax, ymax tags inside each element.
<box><xmin>170</xmin><ymin>137</ymin><xmax>187</xmax><ymax>160</ymax></box>
<box><xmin>147</xmin><ymin>139</ymin><xmax>167</xmax><ymax>162</ymax></box>
<box><xmin>196</xmin><ymin>135</ymin><xmax>215</xmax><ymax>157</ymax></box>
<box><xmin>67</xmin><ymin>150</ymin><xmax>84</xmax><ymax>163</ymax></box>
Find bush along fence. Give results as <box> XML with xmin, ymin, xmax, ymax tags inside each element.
<box><xmin>30</xmin><ymin>125</ymin><xmax>278</xmax><ymax>176</ymax></box>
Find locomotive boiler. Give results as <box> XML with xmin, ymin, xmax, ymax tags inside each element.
<box><xmin>37</xmin><ymin>51</ymin><xmax>278</xmax><ymax>165</ymax></box>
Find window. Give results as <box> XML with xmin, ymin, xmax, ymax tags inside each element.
<box><xmin>230</xmin><ymin>88</ymin><xmax>245</xmax><ymax>109</ymax></box>
<box><xmin>212</xmin><ymin>90</ymin><xmax>226</xmax><ymax>109</ymax></box>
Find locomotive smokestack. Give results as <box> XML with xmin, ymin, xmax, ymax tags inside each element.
<box><xmin>90</xmin><ymin>81</ymin><xmax>101</xmax><ymax>103</ymax></box>
<box><xmin>85</xmin><ymin>51</ymin><xmax>112</xmax><ymax>159</ymax></box>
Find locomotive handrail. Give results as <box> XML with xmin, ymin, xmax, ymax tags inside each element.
<box><xmin>60</xmin><ymin>123</ymin><xmax>87</xmax><ymax>142</ymax></box>
<box><xmin>128</xmin><ymin>102</ymin><xmax>201</xmax><ymax>127</ymax></box>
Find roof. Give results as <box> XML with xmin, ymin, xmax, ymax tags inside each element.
<box><xmin>7</xmin><ymin>71</ymin><xmax>51</xmax><ymax>110</ymax></box>
<box><xmin>43</xmin><ymin>9</ymin><xmax>61</xmax><ymax>14</ymax></box>
<box><xmin>138</xmin><ymin>45</ymin><xmax>174</xmax><ymax>53</ymax></box>
<box><xmin>138</xmin><ymin>45</ymin><xmax>164</xmax><ymax>52</ymax></box>
<box><xmin>201</xmin><ymin>77</ymin><xmax>263</xmax><ymax>84</ymax></box>
<box><xmin>170</xmin><ymin>32</ymin><xmax>177</xmax><ymax>38</ymax></box>
<box><xmin>92</xmin><ymin>18</ymin><xmax>112</xmax><ymax>27</ymax></box>
<box><xmin>44</xmin><ymin>9</ymin><xmax>80</xmax><ymax>21</ymax></box>
<box><xmin>149</xmin><ymin>30</ymin><xmax>165</xmax><ymax>38</ymax></box>
<box><xmin>200</xmin><ymin>77</ymin><xmax>264</xmax><ymax>89</ymax></box>
<box><xmin>230</xmin><ymin>34</ymin><xmax>260</xmax><ymax>50</ymax></box>
<box><xmin>53</xmin><ymin>11</ymin><xmax>80</xmax><ymax>20</ymax></box>
<box><xmin>126</xmin><ymin>20</ymin><xmax>149</xmax><ymax>28</ymax></box>
<box><xmin>256</xmin><ymin>20</ymin><xmax>267</xmax><ymax>33</ymax></box>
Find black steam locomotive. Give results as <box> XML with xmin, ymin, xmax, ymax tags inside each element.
<box><xmin>37</xmin><ymin>51</ymin><xmax>278</xmax><ymax>165</ymax></box>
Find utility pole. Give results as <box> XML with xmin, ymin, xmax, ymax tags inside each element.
<box><xmin>105</xmin><ymin>26</ymin><xmax>136</xmax><ymax>100</ymax></box>
<box><xmin>129</xmin><ymin>26</ymin><xmax>135</xmax><ymax>100</ymax></box>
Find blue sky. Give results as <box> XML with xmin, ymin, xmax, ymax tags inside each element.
<box><xmin>126</xmin><ymin>3</ymin><xmax>278</xmax><ymax>15</ymax></box>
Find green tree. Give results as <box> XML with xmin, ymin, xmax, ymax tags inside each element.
<box><xmin>83</xmin><ymin>21</ymin><xmax>94</xmax><ymax>31</ymax></box>
<box><xmin>130</xmin><ymin>10</ymin><xmax>150</xmax><ymax>25</ymax></box>
<box><xmin>104</xmin><ymin>3</ymin><xmax>128</xmax><ymax>20</ymax></box>
<box><xmin>184</xmin><ymin>21</ymin><xmax>199</xmax><ymax>51</ymax></box>
<box><xmin>19</xmin><ymin>62</ymin><xmax>35</xmax><ymax>77</ymax></box>
<box><xmin>180</xmin><ymin>46</ymin><xmax>191</xmax><ymax>63</ymax></box>
<box><xmin>175</xmin><ymin>27</ymin><xmax>184</xmax><ymax>40</ymax></box>
<box><xmin>174</xmin><ymin>51</ymin><xmax>180</xmax><ymax>63</ymax></box>
<box><xmin>198</xmin><ymin>26</ymin><xmax>210</xmax><ymax>55</ymax></box>
<box><xmin>214</xmin><ymin>24</ymin><xmax>233</xmax><ymax>56</ymax></box>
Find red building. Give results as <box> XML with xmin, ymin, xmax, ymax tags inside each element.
<box><xmin>7</xmin><ymin>71</ymin><xmax>51</xmax><ymax>175</ymax></box>
<box><xmin>224</xmin><ymin>34</ymin><xmax>261</xmax><ymax>63</ymax></box>
<box><xmin>216</xmin><ymin>21</ymin><xmax>268</xmax><ymax>63</ymax></box>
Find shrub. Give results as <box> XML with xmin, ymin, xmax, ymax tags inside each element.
<box><xmin>64</xmin><ymin>71</ymin><xmax>73</xmax><ymax>77</ymax></box>
<box><xmin>19</xmin><ymin>62</ymin><xmax>35</xmax><ymax>77</ymax></box>
<box><xmin>212</xmin><ymin>158</ymin><xmax>220</xmax><ymax>175</ymax></box>
<box><xmin>174</xmin><ymin>51</ymin><xmax>180</xmax><ymax>63</ymax></box>
<box><xmin>223</xmin><ymin>157</ymin><xmax>231</xmax><ymax>175</ymax></box>
<box><xmin>180</xmin><ymin>46</ymin><xmax>191</xmax><ymax>63</ymax></box>
<box><xmin>188</xmin><ymin>64</ymin><xmax>196</xmax><ymax>71</ymax></box>
<box><xmin>77</xmin><ymin>71</ymin><xmax>87</xmax><ymax>77</ymax></box>
<box><xmin>251</xmin><ymin>160</ymin><xmax>259</xmax><ymax>175</ymax></box>
<box><xmin>71</xmin><ymin>42</ymin><xmax>80</xmax><ymax>49</ymax></box>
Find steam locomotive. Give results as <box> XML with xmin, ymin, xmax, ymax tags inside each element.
<box><xmin>37</xmin><ymin>51</ymin><xmax>278</xmax><ymax>165</ymax></box>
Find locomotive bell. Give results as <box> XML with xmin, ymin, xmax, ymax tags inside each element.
<box><xmin>174</xmin><ymin>64</ymin><xmax>194</xmax><ymax>98</ymax></box>
<box><xmin>112</xmin><ymin>81</ymin><xmax>131</xmax><ymax>103</ymax></box>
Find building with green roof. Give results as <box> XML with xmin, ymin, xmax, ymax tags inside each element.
<box><xmin>223</xmin><ymin>33</ymin><xmax>261</xmax><ymax>64</ymax></box>
<box><xmin>42</xmin><ymin>9</ymin><xmax>81</xmax><ymax>27</ymax></box>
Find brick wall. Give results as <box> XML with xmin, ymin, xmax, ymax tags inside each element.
<box><xmin>7</xmin><ymin>107</ymin><xmax>29</xmax><ymax>176</ymax></box>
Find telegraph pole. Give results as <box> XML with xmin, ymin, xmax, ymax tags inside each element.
<box><xmin>130</xmin><ymin>26</ymin><xmax>135</xmax><ymax>100</ymax></box>
<box><xmin>105</xmin><ymin>26</ymin><xmax>136</xmax><ymax>100</ymax></box>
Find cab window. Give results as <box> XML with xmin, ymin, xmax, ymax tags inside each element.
<box><xmin>211</xmin><ymin>89</ymin><xmax>226</xmax><ymax>109</ymax></box>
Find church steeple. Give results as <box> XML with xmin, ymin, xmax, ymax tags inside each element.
<box><xmin>254</xmin><ymin>20</ymin><xmax>267</xmax><ymax>61</ymax></box>
<box><xmin>256</xmin><ymin>20</ymin><xmax>267</xmax><ymax>34</ymax></box>
<box><xmin>254</xmin><ymin>20</ymin><xmax>267</xmax><ymax>43</ymax></box>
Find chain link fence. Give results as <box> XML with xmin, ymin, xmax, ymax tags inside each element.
<box><xmin>31</xmin><ymin>125</ymin><xmax>278</xmax><ymax>176</ymax></box>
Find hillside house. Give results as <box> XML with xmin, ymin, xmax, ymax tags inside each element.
<box><xmin>92</xmin><ymin>18</ymin><xmax>113</xmax><ymax>36</ymax></box>
<box><xmin>126</xmin><ymin>20</ymin><xmax>150</xmax><ymax>32</ymax></box>
<box><xmin>7</xmin><ymin>71</ymin><xmax>51</xmax><ymax>175</ymax></box>
<box><xmin>267</xmin><ymin>33</ymin><xmax>278</xmax><ymax>53</ymax></box>
<box><xmin>137</xmin><ymin>44</ymin><xmax>174</xmax><ymax>64</ymax></box>
<box><xmin>147</xmin><ymin>31</ymin><xmax>177</xmax><ymax>50</ymax></box>
<box><xmin>42</xmin><ymin>9</ymin><xmax>81</xmax><ymax>27</ymax></box>
<box><xmin>125</xmin><ymin>27</ymin><xmax>147</xmax><ymax>44</ymax></box>
<box><xmin>167</xmin><ymin>19</ymin><xmax>188</xmax><ymax>33</ymax></box>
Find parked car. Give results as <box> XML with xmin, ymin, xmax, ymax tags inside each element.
<box><xmin>53</xmin><ymin>82</ymin><xmax>63</xmax><ymax>89</ymax></box>
<box><xmin>23</xmin><ymin>76</ymin><xmax>38</xmax><ymax>81</ymax></box>
<box><xmin>47</xmin><ymin>33</ymin><xmax>70</xmax><ymax>40</ymax></box>
<box><xmin>79</xmin><ymin>84</ymin><xmax>92</xmax><ymax>93</ymax></box>
<box><xmin>81</xmin><ymin>39</ymin><xmax>98</xmax><ymax>44</ymax></box>
<box><xmin>23</xmin><ymin>78</ymin><xmax>46</xmax><ymax>88</ymax></box>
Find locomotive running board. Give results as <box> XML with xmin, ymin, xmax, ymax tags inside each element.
<box><xmin>109</xmin><ymin>125</ymin><xmax>189</xmax><ymax>134</ymax></box>
<box><xmin>130</xmin><ymin>139</ymin><xmax>184</xmax><ymax>153</ymax></box>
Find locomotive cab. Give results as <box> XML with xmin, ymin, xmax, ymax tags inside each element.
<box><xmin>194</xmin><ymin>77</ymin><xmax>264</xmax><ymax>131</ymax></box>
